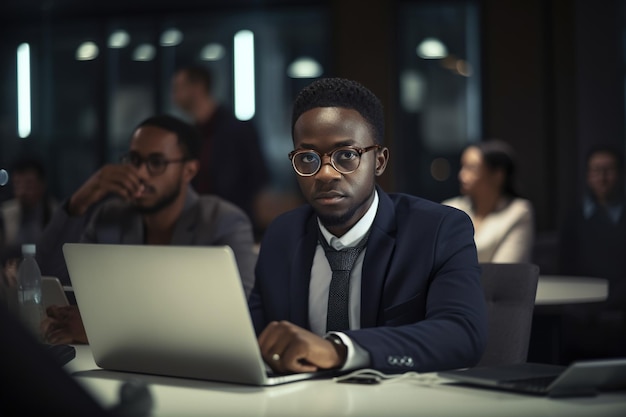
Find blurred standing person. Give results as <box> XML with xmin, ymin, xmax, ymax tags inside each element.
<box><xmin>171</xmin><ymin>65</ymin><xmax>270</xmax><ymax>240</ymax></box>
<box><xmin>442</xmin><ymin>140</ymin><xmax>534</xmax><ymax>263</ymax></box>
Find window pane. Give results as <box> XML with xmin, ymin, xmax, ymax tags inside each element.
<box><xmin>395</xmin><ymin>2</ymin><xmax>481</xmax><ymax>202</ymax></box>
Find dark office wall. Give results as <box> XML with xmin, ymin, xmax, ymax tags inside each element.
<box><xmin>331</xmin><ymin>0</ymin><xmax>625</xmax><ymax>233</ymax></box>
<box><xmin>330</xmin><ymin>0</ymin><xmax>395</xmax><ymax>191</ymax></box>
<box><xmin>1</xmin><ymin>0</ymin><xmax>624</xmax><ymax>234</ymax></box>
<box><xmin>481</xmin><ymin>0</ymin><xmax>625</xmax><ymax>232</ymax></box>
<box><xmin>574</xmin><ymin>0</ymin><xmax>625</xmax><ymax>193</ymax></box>
<box><xmin>481</xmin><ymin>0</ymin><xmax>555</xmax><ymax>232</ymax></box>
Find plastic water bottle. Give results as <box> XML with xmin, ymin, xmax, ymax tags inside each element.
<box><xmin>17</xmin><ymin>243</ymin><xmax>44</xmax><ymax>341</ymax></box>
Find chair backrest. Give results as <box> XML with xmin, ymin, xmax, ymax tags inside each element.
<box><xmin>477</xmin><ymin>263</ymin><xmax>540</xmax><ymax>367</ymax></box>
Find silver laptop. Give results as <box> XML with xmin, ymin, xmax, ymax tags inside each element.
<box><xmin>62</xmin><ymin>243</ymin><xmax>332</xmax><ymax>386</ymax></box>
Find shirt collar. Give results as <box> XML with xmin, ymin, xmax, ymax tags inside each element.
<box><xmin>317</xmin><ymin>190</ymin><xmax>379</xmax><ymax>250</ymax></box>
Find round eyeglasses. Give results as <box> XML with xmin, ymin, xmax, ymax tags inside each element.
<box><xmin>288</xmin><ymin>145</ymin><xmax>381</xmax><ymax>177</ymax></box>
<box><xmin>121</xmin><ymin>152</ymin><xmax>189</xmax><ymax>176</ymax></box>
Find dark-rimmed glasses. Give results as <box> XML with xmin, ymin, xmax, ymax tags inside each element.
<box><xmin>120</xmin><ymin>152</ymin><xmax>189</xmax><ymax>176</ymax></box>
<box><xmin>288</xmin><ymin>145</ymin><xmax>381</xmax><ymax>177</ymax></box>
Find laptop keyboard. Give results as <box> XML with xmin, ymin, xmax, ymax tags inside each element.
<box><xmin>501</xmin><ymin>376</ymin><xmax>559</xmax><ymax>393</ymax></box>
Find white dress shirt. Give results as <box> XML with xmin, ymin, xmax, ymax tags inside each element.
<box><xmin>309</xmin><ymin>190</ymin><xmax>379</xmax><ymax>370</ymax></box>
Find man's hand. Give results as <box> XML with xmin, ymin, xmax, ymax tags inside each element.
<box><xmin>258</xmin><ymin>321</ymin><xmax>347</xmax><ymax>374</ymax></box>
<box><xmin>68</xmin><ymin>164</ymin><xmax>144</xmax><ymax>216</ymax></box>
<box><xmin>41</xmin><ymin>305</ymin><xmax>88</xmax><ymax>345</ymax></box>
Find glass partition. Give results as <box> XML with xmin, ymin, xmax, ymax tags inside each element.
<box><xmin>394</xmin><ymin>1</ymin><xmax>481</xmax><ymax>203</ymax></box>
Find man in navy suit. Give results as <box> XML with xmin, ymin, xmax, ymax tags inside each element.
<box><xmin>250</xmin><ymin>78</ymin><xmax>487</xmax><ymax>374</ymax></box>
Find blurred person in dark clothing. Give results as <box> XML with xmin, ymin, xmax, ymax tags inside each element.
<box><xmin>0</xmin><ymin>157</ymin><xmax>58</xmax><ymax>251</ymax></box>
<box><xmin>559</xmin><ymin>145</ymin><xmax>626</xmax><ymax>298</ymax></box>
<box><xmin>171</xmin><ymin>65</ymin><xmax>270</xmax><ymax>239</ymax></box>
<box><xmin>1</xmin><ymin>157</ymin><xmax>58</xmax><ymax>307</ymax></box>
<box><xmin>558</xmin><ymin>144</ymin><xmax>626</xmax><ymax>362</ymax></box>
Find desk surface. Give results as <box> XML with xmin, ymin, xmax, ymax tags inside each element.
<box><xmin>536</xmin><ymin>275</ymin><xmax>609</xmax><ymax>305</ymax></box>
<box><xmin>65</xmin><ymin>346</ymin><xmax>626</xmax><ymax>417</ymax></box>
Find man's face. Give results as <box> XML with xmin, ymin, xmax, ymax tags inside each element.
<box><xmin>171</xmin><ymin>71</ymin><xmax>198</xmax><ymax>114</ymax></box>
<box><xmin>127</xmin><ymin>126</ymin><xmax>195</xmax><ymax>214</ymax></box>
<box><xmin>12</xmin><ymin>170</ymin><xmax>45</xmax><ymax>209</ymax></box>
<box><xmin>292</xmin><ymin>107</ymin><xmax>388</xmax><ymax>236</ymax></box>
<box><xmin>587</xmin><ymin>151</ymin><xmax>620</xmax><ymax>202</ymax></box>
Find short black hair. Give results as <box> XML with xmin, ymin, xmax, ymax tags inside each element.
<box><xmin>10</xmin><ymin>156</ymin><xmax>46</xmax><ymax>180</ymax></box>
<box><xmin>291</xmin><ymin>77</ymin><xmax>384</xmax><ymax>144</ymax></box>
<box><xmin>135</xmin><ymin>115</ymin><xmax>202</xmax><ymax>160</ymax></box>
<box><xmin>176</xmin><ymin>65</ymin><xmax>213</xmax><ymax>94</ymax></box>
<box><xmin>475</xmin><ymin>139</ymin><xmax>518</xmax><ymax>197</ymax></box>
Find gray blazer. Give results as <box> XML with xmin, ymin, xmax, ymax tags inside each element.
<box><xmin>36</xmin><ymin>187</ymin><xmax>257</xmax><ymax>297</ymax></box>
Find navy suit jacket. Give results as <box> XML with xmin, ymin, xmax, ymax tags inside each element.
<box><xmin>249</xmin><ymin>188</ymin><xmax>488</xmax><ymax>373</ymax></box>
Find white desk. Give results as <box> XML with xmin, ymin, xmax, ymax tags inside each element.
<box><xmin>535</xmin><ymin>275</ymin><xmax>609</xmax><ymax>305</ymax></box>
<box><xmin>65</xmin><ymin>346</ymin><xmax>626</xmax><ymax>417</ymax></box>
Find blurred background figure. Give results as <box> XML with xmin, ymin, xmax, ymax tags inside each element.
<box><xmin>557</xmin><ymin>145</ymin><xmax>626</xmax><ymax>362</ymax></box>
<box><xmin>442</xmin><ymin>140</ymin><xmax>534</xmax><ymax>263</ymax></box>
<box><xmin>0</xmin><ymin>156</ymin><xmax>58</xmax><ymax>252</ymax></box>
<box><xmin>559</xmin><ymin>144</ymin><xmax>626</xmax><ymax>283</ymax></box>
<box><xmin>171</xmin><ymin>65</ymin><xmax>270</xmax><ymax>240</ymax></box>
<box><xmin>0</xmin><ymin>156</ymin><xmax>58</xmax><ymax>311</ymax></box>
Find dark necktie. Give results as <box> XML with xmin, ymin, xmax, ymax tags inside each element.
<box><xmin>319</xmin><ymin>231</ymin><xmax>369</xmax><ymax>332</ymax></box>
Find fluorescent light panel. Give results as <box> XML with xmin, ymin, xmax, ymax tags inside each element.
<box><xmin>17</xmin><ymin>43</ymin><xmax>31</xmax><ymax>138</ymax></box>
<box><xmin>234</xmin><ymin>30</ymin><xmax>255</xmax><ymax>121</ymax></box>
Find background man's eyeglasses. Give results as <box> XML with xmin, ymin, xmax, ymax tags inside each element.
<box><xmin>288</xmin><ymin>145</ymin><xmax>381</xmax><ymax>177</ymax></box>
<box><xmin>120</xmin><ymin>152</ymin><xmax>189</xmax><ymax>176</ymax></box>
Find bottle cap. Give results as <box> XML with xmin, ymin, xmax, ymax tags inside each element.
<box><xmin>21</xmin><ymin>244</ymin><xmax>36</xmax><ymax>255</ymax></box>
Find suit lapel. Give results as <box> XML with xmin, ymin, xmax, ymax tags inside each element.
<box><xmin>360</xmin><ymin>189</ymin><xmax>396</xmax><ymax>328</ymax></box>
<box><xmin>288</xmin><ymin>214</ymin><xmax>318</xmax><ymax>328</ymax></box>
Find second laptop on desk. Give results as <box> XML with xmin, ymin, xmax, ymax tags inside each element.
<box><xmin>439</xmin><ymin>358</ymin><xmax>626</xmax><ymax>397</ymax></box>
<box><xmin>62</xmin><ymin>243</ymin><xmax>336</xmax><ymax>386</ymax></box>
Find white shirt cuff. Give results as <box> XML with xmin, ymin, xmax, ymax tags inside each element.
<box><xmin>326</xmin><ymin>331</ymin><xmax>370</xmax><ymax>371</ymax></box>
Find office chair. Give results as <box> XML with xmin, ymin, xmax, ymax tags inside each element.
<box><xmin>476</xmin><ymin>262</ymin><xmax>540</xmax><ymax>367</ymax></box>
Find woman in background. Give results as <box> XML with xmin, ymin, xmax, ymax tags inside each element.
<box><xmin>442</xmin><ymin>140</ymin><xmax>534</xmax><ymax>263</ymax></box>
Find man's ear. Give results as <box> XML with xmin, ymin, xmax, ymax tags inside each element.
<box><xmin>183</xmin><ymin>160</ymin><xmax>200</xmax><ymax>183</ymax></box>
<box><xmin>375</xmin><ymin>147</ymin><xmax>389</xmax><ymax>177</ymax></box>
